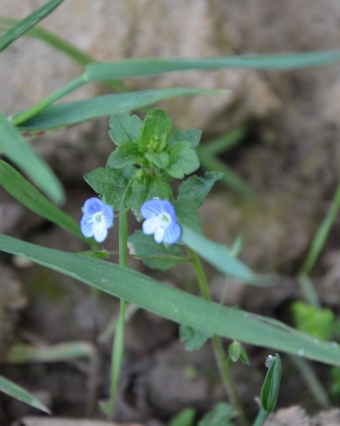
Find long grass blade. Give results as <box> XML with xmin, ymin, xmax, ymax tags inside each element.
<box><xmin>0</xmin><ymin>114</ymin><xmax>64</xmax><ymax>204</ymax></box>
<box><xmin>16</xmin><ymin>88</ymin><xmax>225</xmax><ymax>131</ymax></box>
<box><xmin>0</xmin><ymin>0</ymin><xmax>63</xmax><ymax>53</ymax></box>
<box><xmin>0</xmin><ymin>160</ymin><xmax>86</xmax><ymax>241</ymax></box>
<box><xmin>0</xmin><ymin>233</ymin><xmax>339</xmax><ymax>366</ymax></box>
<box><xmin>0</xmin><ymin>375</ymin><xmax>50</xmax><ymax>414</ymax></box>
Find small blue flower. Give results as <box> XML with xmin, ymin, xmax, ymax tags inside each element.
<box><xmin>80</xmin><ymin>197</ymin><xmax>114</xmax><ymax>243</ymax></box>
<box><xmin>141</xmin><ymin>199</ymin><xmax>181</xmax><ymax>244</ymax></box>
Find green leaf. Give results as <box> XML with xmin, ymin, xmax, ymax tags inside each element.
<box><xmin>198</xmin><ymin>402</ymin><xmax>235</xmax><ymax>426</ymax></box>
<box><xmin>84</xmin><ymin>165</ymin><xmax>134</xmax><ymax>211</ymax></box>
<box><xmin>108</xmin><ymin>113</ymin><xmax>142</xmax><ymax>146</ymax></box>
<box><xmin>85</xmin><ymin>52</ymin><xmax>340</xmax><ymax>82</ymax></box>
<box><xmin>138</xmin><ymin>109</ymin><xmax>172</xmax><ymax>151</ymax></box>
<box><xmin>17</xmin><ymin>88</ymin><xmax>223</xmax><ymax>132</ymax></box>
<box><xmin>126</xmin><ymin>175</ymin><xmax>172</xmax><ymax>221</ymax></box>
<box><xmin>181</xmin><ymin>225</ymin><xmax>271</xmax><ymax>285</ymax></box>
<box><xmin>126</xmin><ymin>173</ymin><xmax>152</xmax><ymax>220</ymax></box>
<box><xmin>0</xmin><ymin>114</ymin><xmax>64</xmax><ymax>205</ymax></box>
<box><xmin>107</xmin><ymin>142</ymin><xmax>143</xmax><ymax>168</ymax></box>
<box><xmin>177</xmin><ymin>171</ymin><xmax>223</xmax><ymax>208</ymax></box>
<box><xmin>0</xmin><ymin>0</ymin><xmax>63</xmax><ymax>53</ymax></box>
<box><xmin>0</xmin><ymin>160</ymin><xmax>85</xmax><ymax>242</ymax></box>
<box><xmin>169</xmin><ymin>408</ymin><xmax>196</xmax><ymax>426</ymax></box>
<box><xmin>166</xmin><ymin>141</ymin><xmax>200</xmax><ymax>179</ymax></box>
<box><xmin>144</xmin><ymin>151</ymin><xmax>170</xmax><ymax>169</ymax></box>
<box><xmin>0</xmin><ymin>375</ymin><xmax>50</xmax><ymax>414</ymax></box>
<box><xmin>2</xmin><ymin>234</ymin><xmax>340</xmax><ymax>366</ymax></box>
<box><xmin>168</xmin><ymin>129</ymin><xmax>202</xmax><ymax>149</ymax></box>
<box><xmin>7</xmin><ymin>342</ymin><xmax>94</xmax><ymax>363</ymax></box>
<box><xmin>79</xmin><ymin>249</ymin><xmax>109</xmax><ymax>259</ymax></box>
<box><xmin>179</xmin><ymin>324</ymin><xmax>212</xmax><ymax>351</ymax></box>
<box><xmin>148</xmin><ymin>176</ymin><xmax>173</xmax><ymax>200</ymax></box>
<box><xmin>261</xmin><ymin>354</ymin><xmax>282</xmax><ymax>413</ymax></box>
<box><xmin>291</xmin><ymin>301</ymin><xmax>334</xmax><ymax>340</ymax></box>
<box><xmin>129</xmin><ymin>230</ymin><xmax>184</xmax><ymax>270</ymax></box>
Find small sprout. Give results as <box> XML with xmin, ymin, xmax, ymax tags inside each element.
<box><xmin>227</xmin><ymin>341</ymin><xmax>250</xmax><ymax>366</ymax></box>
<box><xmin>80</xmin><ymin>197</ymin><xmax>114</xmax><ymax>243</ymax></box>
<box><xmin>141</xmin><ymin>199</ymin><xmax>181</xmax><ymax>244</ymax></box>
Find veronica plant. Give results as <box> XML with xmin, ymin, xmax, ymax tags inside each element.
<box><xmin>3</xmin><ymin>0</ymin><xmax>340</xmax><ymax>422</ymax></box>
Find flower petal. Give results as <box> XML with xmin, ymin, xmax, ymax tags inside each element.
<box><xmin>80</xmin><ymin>215</ymin><xmax>94</xmax><ymax>238</ymax></box>
<box><xmin>163</xmin><ymin>223</ymin><xmax>182</xmax><ymax>244</ymax></box>
<box><xmin>161</xmin><ymin>200</ymin><xmax>177</xmax><ymax>223</ymax></box>
<box><xmin>83</xmin><ymin>198</ymin><xmax>104</xmax><ymax>215</ymax></box>
<box><xmin>154</xmin><ymin>226</ymin><xmax>165</xmax><ymax>243</ymax></box>
<box><xmin>93</xmin><ymin>222</ymin><xmax>108</xmax><ymax>243</ymax></box>
<box><xmin>102</xmin><ymin>203</ymin><xmax>114</xmax><ymax>228</ymax></box>
<box><xmin>141</xmin><ymin>199</ymin><xmax>164</xmax><ymax>219</ymax></box>
<box><xmin>142</xmin><ymin>217</ymin><xmax>161</xmax><ymax>235</ymax></box>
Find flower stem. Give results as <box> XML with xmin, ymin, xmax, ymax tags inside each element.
<box><xmin>187</xmin><ymin>247</ymin><xmax>247</xmax><ymax>425</ymax></box>
<box><xmin>107</xmin><ymin>210</ymin><xmax>128</xmax><ymax>420</ymax></box>
<box><xmin>253</xmin><ymin>408</ymin><xmax>268</xmax><ymax>426</ymax></box>
<box><xmin>10</xmin><ymin>75</ymin><xmax>87</xmax><ymax>126</ymax></box>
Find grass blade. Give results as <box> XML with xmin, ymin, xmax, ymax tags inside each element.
<box><xmin>181</xmin><ymin>225</ymin><xmax>269</xmax><ymax>285</ymax></box>
<box><xmin>85</xmin><ymin>51</ymin><xmax>340</xmax><ymax>81</ymax></box>
<box><xmin>0</xmin><ymin>17</ymin><xmax>126</xmax><ymax>92</ymax></box>
<box><xmin>0</xmin><ymin>160</ymin><xmax>86</xmax><ymax>241</ymax></box>
<box><xmin>0</xmin><ymin>375</ymin><xmax>50</xmax><ymax>414</ymax></box>
<box><xmin>16</xmin><ymin>88</ymin><xmax>225</xmax><ymax>131</ymax></box>
<box><xmin>0</xmin><ymin>114</ymin><xmax>64</xmax><ymax>204</ymax></box>
<box><xmin>0</xmin><ymin>0</ymin><xmax>63</xmax><ymax>53</ymax></box>
<box><xmin>0</xmin><ymin>233</ymin><xmax>340</xmax><ymax>366</ymax></box>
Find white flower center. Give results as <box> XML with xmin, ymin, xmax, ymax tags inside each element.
<box><xmin>94</xmin><ymin>213</ymin><xmax>103</xmax><ymax>223</ymax></box>
<box><xmin>159</xmin><ymin>212</ymin><xmax>171</xmax><ymax>227</ymax></box>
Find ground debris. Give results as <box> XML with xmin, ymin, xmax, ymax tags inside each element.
<box><xmin>265</xmin><ymin>406</ymin><xmax>340</xmax><ymax>426</ymax></box>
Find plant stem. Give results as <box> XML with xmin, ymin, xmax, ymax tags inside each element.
<box><xmin>187</xmin><ymin>247</ymin><xmax>247</xmax><ymax>425</ymax></box>
<box><xmin>107</xmin><ymin>211</ymin><xmax>128</xmax><ymax>420</ymax></box>
<box><xmin>253</xmin><ymin>408</ymin><xmax>268</xmax><ymax>426</ymax></box>
<box><xmin>11</xmin><ymin>75</ymin><xmax>86</xmax><ymax>126</ymax></box>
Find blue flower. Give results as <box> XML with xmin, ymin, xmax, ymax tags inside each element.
<box><xmin>141</xmin><ymin>199</ymin><xmax>181</xmax><ymax>244</ymax></box>
<box><xmin>80</xmin><ymin>198</ymin><xmax>114</xmax><ymax>243</ymax></box>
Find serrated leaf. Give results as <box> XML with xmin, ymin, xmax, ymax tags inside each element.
<box><xmin>129</xmin><ymin>230</ymin><xmax>183</xmax><ymax>270</ymax></box>
<box><xmin>179</xmin><ymin>324</ymin><xmax>212</xmax><ymax>351</ymax></box>
<box><xmin>0</xmin><ymin>375</ymin><xmax>50</xmax><ymax>414</ymax></box>
<box><xmin>138</xmin><ymin>109</ymin><xmax>172</xmax><ymax>151</ymax></box>
<box><xmin>147</xmin><ymin>176</ymin><xmax>172</xmax><ymax>200</ymax></box>
<box><xmin>126</xmin><ymin>174</ymin><xmax>153</xmax><ymax>220</ymax></box>
<box><xmin>166</xmin><ymin>141</ymin><xmax>200</xmax><ymax>179</ymax></box>
<box><xmin>174</xmin><ymin>171</ymin><xmax>223</xmax><ymax>235</ymax></box>
<box><xmin>127</xmin><ymin>175</ymin><xmax>173</xmax><ymax>221</ymax></box>
<box><xmin>198</xmin><ymin>402</ymin><xmax>235</xmax><ymax>426</ymax></box>
<box><xmin>108</xmin><ymin>113</ymin><xmax>142</xmax><ymax>146</ymax></box>
<box><xmin>168</xmin><ymin>129</ymin><xmax>202</xmax><ymax>149</ymax></box>
<box><xmin>175</xmin><ymin>202</ymin><xmax>203</xmax><ymax>235</ymax></box>
<box><xmin>144</xmin><ymin>151</ymin><xmax>170</xmax><ymax>169</ymax></box>
<box><xmin>84</xmin><ymin>165</ymin><xmax>134</xmax><ymax>211</ymax></box>
<box><xmin>177</xmin><ymin>171</ymin><xmax>223</xmax><ymax>208</ymax></box>
<box><xmin>107</xmin><ymin>142</ymin><xmax>143</xmax><ymax>168</ymax></box>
